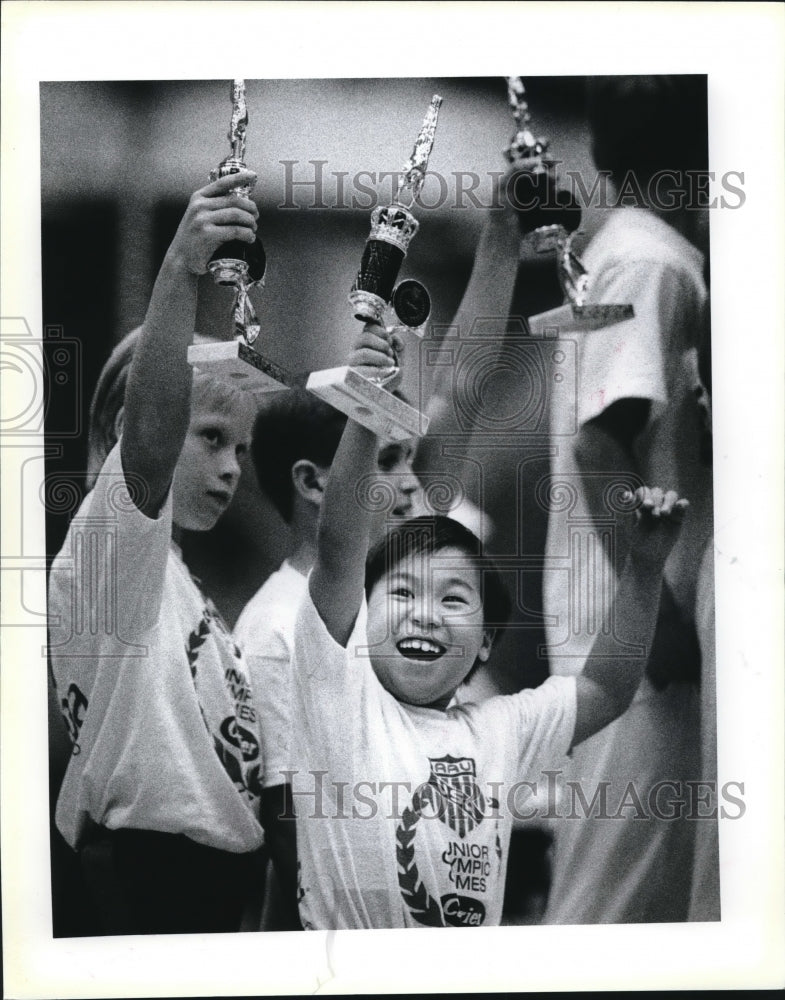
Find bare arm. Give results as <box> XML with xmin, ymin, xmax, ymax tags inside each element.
<box><xmin>571</xmin><ymin>487</ymin><xmax>689</xmax><ymax>748</ymax></box>
<box><xmin>573</xmin><ymin>397</ymin><xmax>651</xmax><ymax>568</ymax></box>
<box><xmin>121</xmin><ymin>170</ymin><xmax>259</xmax><ymax>517</ymax></box>
<box><xmin>308</xmin><ymin>324</ymin><xmax>396</xmax><ymax>646</ymax></box>
<box><xmin>423</xmin><ymin>198</ymin><xmax>520</xmax><ymax>435</ymax></box>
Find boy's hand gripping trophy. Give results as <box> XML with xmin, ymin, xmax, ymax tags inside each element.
<box><xmin>506</xmin><ymin>76</ymin><xmax>632</xmax><ymax>324</ymax></box>
<box><xmin>188</xmin><ymin>79</ymin><xmax>292</xmax><ymax>391</ymax></box>
<box><xmin>306</xmin><ymin>96</ymin><xmax>443</xmax><ymax>441</ymax></box>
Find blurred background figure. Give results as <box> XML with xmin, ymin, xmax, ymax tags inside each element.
<box><xmin>541</xmin><ymin>75</ymin><xmax>715</xmax><ymax>924</ymax></box>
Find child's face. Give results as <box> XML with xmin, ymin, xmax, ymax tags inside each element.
<box><xmin>365</xmin><ymin>546</ymin><xmax>494</xmax><ymax>710</ymax></box>
<box><xmin>376</xmin><ymin>439</ymin><xmax>422</xmax><ymax>518</ymax></box>
<box><xmin>171</xmin><ymin>396</ymin><xmax>253</xmax><ymax>532</ymax></box>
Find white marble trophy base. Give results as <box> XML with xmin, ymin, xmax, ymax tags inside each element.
<box><xmin>187</xmin><ymin>341</ymin><xmax>290</xmax><ymax>392</ymax></box>
<box><xmin>306</xmin><ymin>366</ymin><xmax>429</xmax><ymax>441</ymax></box>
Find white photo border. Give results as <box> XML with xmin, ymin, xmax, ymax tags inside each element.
<box><xmin>2</xmin><ymin>1</ymin><xmax>784</xmax><ymax>995</ymax></box>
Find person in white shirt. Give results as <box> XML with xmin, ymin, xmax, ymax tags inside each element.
<box><xmin>542</xmin><ymin>75</ymin><xmax>715</xmax><ymax>925</ymax></box>
<box><xmin>289</xmin><ymin>322</ymin><xmax>689</xmax><ymax>929</ymax></box>
<box><xmin>234</xmin><ymin>387</ymin><xmax>420</xmax><ymax>928</ymax></box>
<box><xmin>49</xmin><ymin>169</ymin><xmax>268</xmax><ymax>935</ymax></box>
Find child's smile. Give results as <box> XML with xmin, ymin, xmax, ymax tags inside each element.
<box><xmin>396</xmin><ymin>636</ymin><xmax>447</xmax><ymax>661</ymax></box>
<box><xmin>366</xmin><ymin>546</ymin><xmax>494</xmax><ymax>710</ymax></box>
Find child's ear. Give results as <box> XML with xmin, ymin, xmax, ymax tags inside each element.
<box><xmin>477</xmin><ymin>628</ymin><xmax>495</xmax><ymax>664</ymax></box>
<box><xmin>291</xmin><ymin>460</ymin><xmax>329</xmax><ymax>508</ymax></box>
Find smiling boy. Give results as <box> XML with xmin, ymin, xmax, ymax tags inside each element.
<box><xmin>289</xmin><ymin>323</ymin><xmax>689</xmax><ymax>930</ymax></box>
<box><xmin>48</xmin><ymin>169</ymin><xmax>267</xmax><ymax>935</ymax></box>
<box><xmin>234</xmin><ymin>387</ymin><xmax>421</xmax><ymax>929</ymax></box>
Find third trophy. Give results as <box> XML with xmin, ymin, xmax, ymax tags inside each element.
<box><xmin>506</xmin><ymin>76</ymin><xmax>633</xmax><ymax>325</ymax></box>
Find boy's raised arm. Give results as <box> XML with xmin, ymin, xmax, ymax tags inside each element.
<box><xmin>309</xmin><ymin>324</ymin><xmax>398</xmax><ymax>647</ymax></box>
<box><xmin>571</xmin><ymin>487</ymin><xmax>689</xmax><ymax>749</ymax></box>
<box><xmin>121</xmin><ymin>170</ymin><xmax>259</xmax><ymax>518</ymax></box>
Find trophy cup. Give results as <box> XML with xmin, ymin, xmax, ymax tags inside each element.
<box><xmin>504</xmin><ymin>76</ymin><xmax>581</xmax><ymax>253</ymax></box>
<box><xmin>306</xmin><ymin>96</ymin><xmax>443</xmax><ymax>441</ymax></box>
<box><xmin>187</xmin><ymin>79</ymin><xmax>292</xmax><ymax>391</ymax></box>
<box><xmin>505</xmin><ymin>76</ymin><xmax>633</xmax><ymax>326</ymax></box>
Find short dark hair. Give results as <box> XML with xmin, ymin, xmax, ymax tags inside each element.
<box><xmin>586</xmin><ymin>75</ymin><xmax>708</xmax><ymax>186</ymax></box>
<box><xmin>250</xmin><ymin>388</ymin><xmax>347</xmax><ymax>522</ymax></box>
<box><xmin>365</xmin><ymin>515</ymin><xmax>512</xmax><ymax>681</ymax></box>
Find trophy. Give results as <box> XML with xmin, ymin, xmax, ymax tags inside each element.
<box><xmin>506</xmin><ymin>76</ymin><xmax>633</xmax><ymax>325</ymax></box>
<box><xmin>187</xmin><ymin>79</ymin><xmax>292</xmax><ymax>391</ymax></box>
<box><xmin>555</xmin><ymin>228</ymin><xmax>634</xmax><ymax>324</ymax></box>
<box><xmin>306</xmin><ymin>96</ymin><xmax>443</xmax><ymax>441</ymax></box>
<box><xmin>504</xmin><ymin>76</ymin><xmax>581</xmax><ymax>252</ymax></box>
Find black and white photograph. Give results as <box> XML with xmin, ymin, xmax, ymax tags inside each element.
<box><xmin>2</xmin><ymin>2</ymin><xmax>783</xmax><ymax>996</ymax></box>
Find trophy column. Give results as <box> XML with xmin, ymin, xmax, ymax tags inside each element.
<box><xmin>187</xmin><ymin>79</ymin><xmax>292</xmax><ymax>392</ymax></box>
<box><xmin>306</xmin><ymin>96</ymin><xmax>443</xmax><ymax>441</ymax></box>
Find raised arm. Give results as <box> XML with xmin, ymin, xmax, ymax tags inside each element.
<box><xmin>423</xmin><ymin>188</ymin><xmax>520</xmax><ymax>435</ymax></box>
<box><xmin>571</xmin><ymin>487</ymin><xmax>689</xmax><ymax>748</ymax></box>
<box><xmin>308</xmin><ymin>324</ymin><xmax>397</xmax><ymax>646</ymax></box>
<box><xmin>121</xmin><ymin>170</ymin><xmax>259</xmax><ymax>518</ymax></box>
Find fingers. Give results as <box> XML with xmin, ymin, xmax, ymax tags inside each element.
<box><xmin>205</xmin><ymin>207</ymin><xmax>259</xmax><ymax>230</ymax></box>
<box><xmin>350</xmin><ymin>348</ymin><xmax>397</xmax><ymax>369</ymax></box>
<box><xmin>355</xmin><ymin>325</ymin><xmax>395</xmax><ymax>359</ymax></box>
<box><xmin>188</xmin><ymin>197</ymin><xmax>259</xmax><ymax>247</ymax></box>
<box><xmin>207</xmin><ymin>224</ymin><xmax>258</xmax><ymax>244</ymax></box>
<box><xmin>202</xmin><ymin>169</ymin><xmax>258</xmax><ymax>198</ymax></box>
<box><xmin>671</xmin><ymin>498</ymin><xmax>690</xmax><ymax>523</ymax></box>
<box><xmin>633</xmin><ymin>486</ymin><xmax>689</xmax><ymax>522</ymax></box>
<box><xmin>204</xmin><ymin>193</ymin><xmax>259</xmax><ymax>217</ymax></box>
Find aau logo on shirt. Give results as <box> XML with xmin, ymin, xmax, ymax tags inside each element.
<box><xmin>419</xmin><ymin>755</ymin><xmax>487</xmax><ymax>838</ymax></box>
<box><xmin>396</xmin><ymin>755</ymin><xmax>498</xmax><ymax>928</ymax></box>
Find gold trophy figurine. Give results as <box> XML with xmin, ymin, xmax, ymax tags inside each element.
<box><xmin>306</xmin><ymin>95</ymin><xmax>443</xmax><ymax>441</ymax></box>
<box><xmin>188</xmin><ymin>79</ymin><xmax>292</xmax><ymax>391</ymax></box>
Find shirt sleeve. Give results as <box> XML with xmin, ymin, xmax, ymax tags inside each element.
<box><xmin>236</xmin><ymin>613</ymin><xmax>295</xmax><ymax>791</ymax></box>
<box><xmin>244</xmin><ymin>649</ymin><xmax>294</xmax><ymax>789</ymax></box>
<box><xmin>486</xmin><ymin>675</ymin><xmax>578</xmax><ymax>780</ymax></box>
<box><xmin>578</xmin><ymin>261</ymin><xmax>697</xmax><ymax>428</ymax></box>
<box><xmin>48</xmin><ymin>440</ymin><xmax>172</xmax><ymax>659</ymax></box>
<box><xmin>290</xmin><ymin>584</ymin><xmax>372</xmax><ymax>779</ymax></box>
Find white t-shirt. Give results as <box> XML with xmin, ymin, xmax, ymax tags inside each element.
<box><xmin>538</xmin><ymin>208</ymin><xmax>714</xmax><ymax>924</ymax></box>
<box><xmin>290</xmin><ymin>588</ymin><xmax>577</xmax><ymax>930</ymax></box>
<box><xmin>48</xmin><ymin>442</ymin><xmax>265</xmax><ymax>853</ymax></box>
<box><xmin>234</xmin><ymin>559</ymin><xmax>307</xmax><ymax>789</ymax></box>
<box><xmin>543</xmin><ymin>208</ymin><xmax>712</xmax><ymax>672</ymax></box>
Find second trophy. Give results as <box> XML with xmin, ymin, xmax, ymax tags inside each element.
<box><xmin>306</xmin><ymin>95</ymin><xmax>442</xmax><ymax>441</ymax></box>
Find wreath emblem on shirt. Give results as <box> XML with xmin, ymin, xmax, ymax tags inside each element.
<box><xmin>185</xmin><ymin>611</ymin><xmax>262</xmax><ymax>802</ymax></box>
<box><xmin>396</xmin><ymin>755</ymin><xmax>495</xmax><ymax>928</ymax></box>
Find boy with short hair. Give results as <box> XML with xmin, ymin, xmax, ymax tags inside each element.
<box><xmin>290</xmin><ymin>324</ymin><xmax>689</xmax><ymax>929</ymax></box>
<box><xmin>49</xmin><ymin>169</ymin><xmax>267</xmax><ymax>935</ymax></box>
<box><xmin>234</xmin><ymin>387</ymin><xmax>421</xmax><ymax>928</ymax></box>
